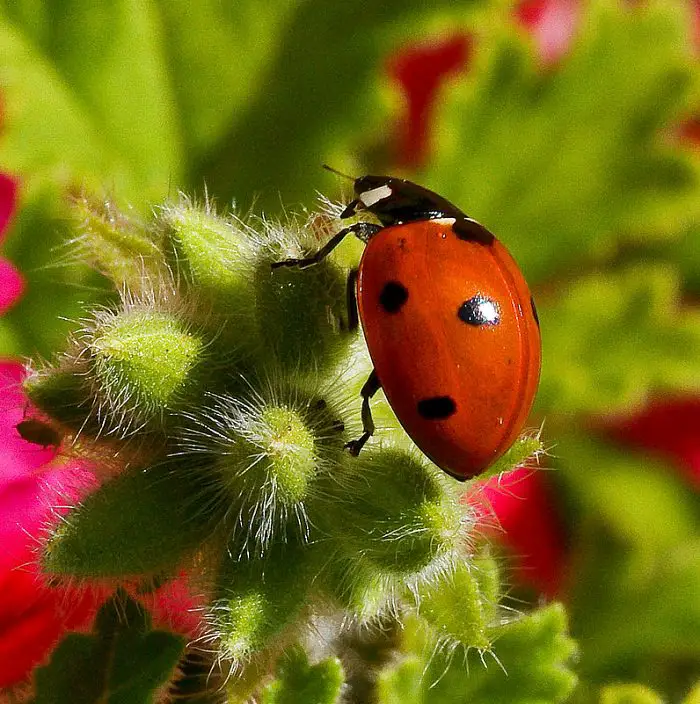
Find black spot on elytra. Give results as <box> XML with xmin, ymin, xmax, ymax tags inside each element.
<box><xmin>452</xmin><ymin>218</ymin><xmax>495</xmax><ymax>245</ymax></box>
<box><xmin>458</xmin><ymin>295</ymin><xmax>500</xmax><ymax>326</ymax></box>
<box><xmin>417</xmin><ymin>396</ymin><xmax>457</xmax><ymax>420</ymax></box>
<box><xmin>530</xmin><ymin>296</ymin><xmax>540</xmax><ymax>326</ymax></box>
<box><xmin>379</xmin><ymin>281</ymin><xmax>408</xmax><ymax>313</ymax></box>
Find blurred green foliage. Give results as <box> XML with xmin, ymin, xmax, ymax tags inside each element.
<box><xmin>377</xmin><ymin>604</ymin><xmax>577</xmax><ymax>704</ymax></box>
<box><xmin>1</xmin><ymin>0</ymin><xmax>700</xmax><ymax>702</ymax></box>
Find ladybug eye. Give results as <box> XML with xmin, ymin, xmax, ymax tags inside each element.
<box><xmin>458</xmin><ymin>295</ymin><xmax>500</xmax><ymax>326</ymax></box>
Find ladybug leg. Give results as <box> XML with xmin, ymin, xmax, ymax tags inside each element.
<box><xmin>271</xmin><ymin>222</ymin><xmax>381</xmax><ymax>270</ymax></box>
<box><xmin>346</xmin><ymin>268</ymin><xmax>359</xmax><ymax>332</ymax></box>
<box><xmin>346</xmin><ymin>369</ymin><xmax>381</xmax><ymax>456</ymax></box>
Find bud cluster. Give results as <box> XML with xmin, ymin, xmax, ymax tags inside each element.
<box><xmin>27</xmin><ymin>194</ymin><xmax>542</xmax><ymax>689</ymax></box>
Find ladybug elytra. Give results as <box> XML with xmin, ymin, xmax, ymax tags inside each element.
<box><xmin>273</xmin><ymin>174</ymin><xmax>541</xmax><ymax>481</ymax></box>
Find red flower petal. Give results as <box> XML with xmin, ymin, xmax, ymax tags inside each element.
<box><xmin>605</xmin><ymin>398</ymin><xmax>700</xmax><ymax>491</ymax></box>
<box><xmin>0</xmin><ymin>548</ymin><xmax>101</xmax><ymax>688</ymax></box>
<box><xmin>387</xmin><ymin>35</ymin><xmax>470</xmax><ymax>168</ymax></box>
<box><xmin>472</xmin><ymin>468</ymin><xmax>568</xmax><ymax>597</ymax></box>
<box><xmin>0</xmin><ymin>173</ymin><xmax>17</xmax><ymax>240</ymax></box>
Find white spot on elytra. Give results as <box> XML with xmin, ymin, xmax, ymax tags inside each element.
<box><xmin>359</xmin><ymin>184</ymin><xmax>393</xmax><ymax>207</ymax></box>
<box><xmin>478</xmin><ymin>299</ymin><xmax>500</xmax><ymax>324</ymax></box>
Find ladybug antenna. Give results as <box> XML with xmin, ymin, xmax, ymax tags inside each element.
<box><xmin>322</xmin><ymin>164</ymin><xmax>355</xmax><ymax>182</ymax></box>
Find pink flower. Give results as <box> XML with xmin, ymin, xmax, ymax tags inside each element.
<box><xmin>516</xmin><ymin>0</ymin><xmax>580</xmax><ymax>63</ymax></box>
<box><xmin>0</xmin><ymin>179</ymin><xmax>199</xmax><ymax>689</ymax></box>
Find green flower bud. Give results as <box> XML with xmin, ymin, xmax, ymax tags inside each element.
<box><xmin>254</xmin><ymin>218</ymin><xmax>351</xmax><ymax>375</ymax></box>
<box><xmin>327</xmin><ymin>449</ymin><xmax>466</xmax><ymax>578</ymax></box>
<box><xmin>176</xmin><ymin>381</ymin><xmax>345</xmax><ymax>553</ymax></box>
<box><xmin>160</xmin><ymin>200</ymin><xmax>259</xmax><ymax>348</ymax></box>
<box><xmin>42</xmin><ymin>460</ymin><xmax>221</xmax><ymax>578</ymax></box>
<box><xmin>416</xmin><ymin>557</ymin><xmax>498</xmax><ymax>652</ymax></box>
<box><xmin>317</xmin><ymin>551</ymin><xmax>392</xmax><ymax>622</ymax></box>
<box><xmin>208</xmin><ymin>541</ymin><xmax>312</xmax><ymax>664</ymax></box>
<box><xmin>87</xmin><ymin>307</ymin><xmax>206</xmax><ymax>435</ymax></box>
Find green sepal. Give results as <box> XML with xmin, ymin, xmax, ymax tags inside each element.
<box><xmin>325</xmin><ymin>449</ymin><xmax>465</xmax><ymax>576</ymax></box>
<box><xmin>415</xmin><ymin>550</ymin><xmax>501</xmax><ymax>652</ymax></box>
<box><xmin>32</xmin><ymin>590</ymin><xmax>185</xmax><ymax>704</ymax></box>
<box><xmin>261</xmin><ymin>646</ymin><xmax>345</xmax><ymax>704</ymax></box>
<box><xmin>71</xmin><ymin>194</ymin><xmax>167</xmax><ymax>291</ymax></box>
<box><xmin>42</xmin><ymin>460</ymin><xmax>221</xmax><ymax>578</ymax></box>
<box><xmin>210</xmin><ymin>540</ymin><xmax>314</xmax><ymax>663</ymax></box>
<box><xmin>477</xmin><ymin>433</ymin><xmax>544</xmax><ymax>481</ymax></box>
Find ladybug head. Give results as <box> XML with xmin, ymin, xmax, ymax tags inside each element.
<box><xmin>341</xmin><ymin>175</ymin><xmax>464</xmax><ymax>227</ymax></box>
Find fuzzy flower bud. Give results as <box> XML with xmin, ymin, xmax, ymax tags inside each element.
<box><xmin>208</xmin><ymin>542</ymin><xmax>313</xmax><ymax>664</ymax></box>
<box><xmin>254</xmin><ymin>218</ymin><xmax>350</xmax><ymax>375</ymax></box>
<box><xmin>160</xmin><ymin>201</ymin><xmax>259</xmax><ymax>346</ymax></box>
<box><xmin>42</xmin><ymin>461</ymin><xmax>220</xmax><ymax>578</ymax></box>
<box><xmin>326</xmin><ymin>449</ymin><xmax>468</xmax><ymax>578</ymax></box>
<box><xmin>86</xmin><ymin>307</ymin><xmax>206</xmax><ymax>435</ymax></box>
<box><xmin>177</xmin><ymin>382</ymin><xmax>346</xmax><ymax>552</ymax></box>
<box><xmin>415</xmin><ymin>552</ymin><xmax>501</xmax><ymax>652</ymax></box>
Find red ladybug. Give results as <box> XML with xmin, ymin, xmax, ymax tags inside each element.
<box><xmin>273</xmin><ymin>174</ymin><xmax>541</xmax><ymax>480</ymax></box>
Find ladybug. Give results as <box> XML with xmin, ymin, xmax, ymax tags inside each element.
<box><xmin>272</xmin><ymin>174</ymin><xmax>541</xmax><ymax>480</ymax></box>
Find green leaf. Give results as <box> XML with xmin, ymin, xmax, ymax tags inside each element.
<box><xmin>378</xmin><ymin>603</ymin><xmax>577</xmax><ymax>704</ymax></box>
<box><xmin>425</xmin><ymin>0</ymin><xmax>700</xmax><ymax>283</ymax></box>
<box><xmin>197</xmin><ymin>0</ymin><xmax>491</xmax><ymax>211</ymax></box>
<box><xmin>261</xmin><ymin>647</ymin><xmax>344</xmax><ymax>704</ymax></box>
<box><xmin>560</xmin><ymin>436</ymin><xmax>700</xmax><ymax>691</ymax></box>
<box><xmin>669</xmin><ymin>223</ymin><xmax>700</xmax><ymax>296</ymax></box>
<box><xmin>536</xmin><ymin>265</ymin><xmax>700</xmax><ymax>415</ymax></box>
<box><xmin>555</xmin><ymin>433</ymin><xmax>698</xmax><ymax>550</ymax></box>
<box><xmin>154</xmin><ymin>0</ymin><xmax>302</xmax><ymax>156</ymax></box>
<box><xmin>33</xmin><ymin>591</ymin><xmax>185</xmax><ymax>704</ymax></box>
<box><xmin>568</xmin><ymin>531</ymin><xmax>700</xmax><ymax>690</ymax></box>
<box><xmin>0</xmin><ymin>0</ymin><xmax>182</xmax><ymax>199</ymax></box>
